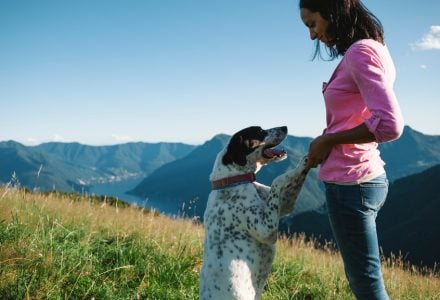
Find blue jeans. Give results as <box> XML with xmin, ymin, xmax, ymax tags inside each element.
<box><xmin>325</xmin><ymin>174</ymin><xmax>389</xmax><ymax>300</ymax></box>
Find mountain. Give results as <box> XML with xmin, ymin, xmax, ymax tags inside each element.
<box><xmin>0</xmin><ymin>141</ymin><xmax>92</xmax><ymax>191</ymax></box>
<box><xmin>379</xmin><ymin>126</ymin><xmax>440</xmax><ymax>181</ymax></box>
<box><xmin>132</xmin><ymin>126</ymin><xmax>440</xmax><ymax>217</ymax></box>
<box><xmin>131</xmin><ymin>133</ymin><xmax>325</xmax><ymax>217</ymax></box>
<box><xmin>130</xmin><ymin>134</ymin><xmax>230</xmax><ymax>217</ymax></box>
<box><xmin>4</xmin><ymin>125</ymin><xmax>437</xmax><ymax>214</ymax></box>
<box><xmin>280</xmin><ymin>164</ymin><xmax>440</xmax><ymax>269</ymax></box>
<box><xmin>36</xmin><ymin>142</ymin><xmax>195</xmax><ymax>182</ymax></box>
<box><xmin>377</xmin><ymin>164</ymin><xmax>440</xmax><ymax>268</ymax></box>
<box><xmin>0</xmin><ymin>141</ymin><xmax>196</xmax><ymax>192</ymax></box>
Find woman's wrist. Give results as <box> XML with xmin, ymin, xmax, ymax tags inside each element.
<box><xmin>321</xmin><ymin>132</ymin><xmax>338</xmax><ymax>147</ymax></box>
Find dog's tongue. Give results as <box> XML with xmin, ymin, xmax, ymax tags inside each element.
<box><xmin>264</xmin><ymin>148</ymin><xmax>285</xmax><ymax>157</ymax></box>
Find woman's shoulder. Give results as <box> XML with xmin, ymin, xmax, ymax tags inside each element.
<box><xmin>346</xmin><ymin>39</ymin><xmax>387</xmax><ymax>57</ymax></box>
<box><xmin>343</xmin><ymin>39</ymin><xmax>396</xmax><ymax>79</ymax></box>
<box><xmin>344</xmin><ymin>39</ymin><xmax>391</xmax><ymax>67</ymax></box>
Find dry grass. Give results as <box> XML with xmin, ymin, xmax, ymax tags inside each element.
<box><xmin>1</xmin><ymin>187</ymin><xmax>439</xmax><ymax>299</ymax></box>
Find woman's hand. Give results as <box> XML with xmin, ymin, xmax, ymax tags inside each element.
<box><xmin>305</xmin><ymin>124</ymin><xmax>377</xmax><ymax>169</ymax></box>
<box><xmin>306</xmin><ymin>134</ymin><xmax>333</xmax><ymax>169</ymax></box>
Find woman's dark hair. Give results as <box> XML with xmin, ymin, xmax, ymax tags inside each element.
<box><xmin>299</xmin><ymin>0</ymin><xmax>384</xmax><ymax>60</ymax></box>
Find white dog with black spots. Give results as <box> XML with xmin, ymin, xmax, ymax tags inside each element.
<box><xmin>199</xmin><ymin>126</ymin><xmax>309</xmax><ymax>300</ymax></box>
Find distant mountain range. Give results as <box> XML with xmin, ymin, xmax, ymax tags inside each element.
<box><xmin>130</xmin><ymin>126</ymin><xmax>440</xmax><ymax>216</ymax></box>
<box><xmin>130</xmin><ymin>133</ymin><xmax>325</xmax><ymax>216</ymax></box>
<box><xmin>0</xmin><ymin>141</ymin><xmax>195</xmax><ymax>191</ymax></box>
<box><xmin>1</xmin><ymin>125</ymin><xmax>439</xmax><ymax>268</ymax></box>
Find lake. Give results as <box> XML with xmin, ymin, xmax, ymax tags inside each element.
<box><xmin>89</xmin><ymin>179</ymin><xmax>183</xmax><ymax>217</ymax></box>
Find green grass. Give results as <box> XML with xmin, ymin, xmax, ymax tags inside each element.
<box><xmin>1</xmin><ymin>188</ymin><xmax>439</xmax><ymax>299</ymax></box>
<box><xmin>0</xmin><ymin>214</ymin><xmax>200</xmax><ymax>299</ymax></box>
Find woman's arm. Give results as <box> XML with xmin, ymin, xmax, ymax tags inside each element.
<box><xmin>306</xmin><ymin>123</ymin><xmax>375</xmax><ymax>169</ymax></box>
<box><xmin>348</xmin><ymin>42</ymin><xmax>404</xmax><ymax>143</ymax></box>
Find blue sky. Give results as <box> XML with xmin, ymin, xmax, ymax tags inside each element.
<box><xmin>1</xmin><ymin>0</ymin><xmax>439</xmax><ymax>145</ymax></box>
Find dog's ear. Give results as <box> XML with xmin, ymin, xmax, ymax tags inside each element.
<box><xmin>222</xmin><ymin>126</ymin><xmax>266</xmax><ymax>166</ymax></box>
<box><xmin>222</xmin><ymin>136</ymin><xmax>248</xmax><ymax>166</ymax></box>
<box><xmin>222</xmin><ymin>136</ymin><xmax>262</xmax><ymax>166</ymax></box>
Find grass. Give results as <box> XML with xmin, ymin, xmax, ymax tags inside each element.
<box><xmin>0</xmin><ymin>187</ymin><xmax>439</xmax><ymax>299</ymax></box>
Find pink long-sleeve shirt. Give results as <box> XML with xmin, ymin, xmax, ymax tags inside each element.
<box><xmin>319</xmin><ymin>39</ymin><xmax>404</xmax><ymax>183</ymax></box>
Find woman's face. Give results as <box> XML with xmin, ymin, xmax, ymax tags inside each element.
<box><xmin>300</xmin><ymin>8</ymin><xmax>334</xmax><ymax>47</ymax></box>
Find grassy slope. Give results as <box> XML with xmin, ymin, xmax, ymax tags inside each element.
<box><xmin>0</xmin><ymin>188</ymin><xmax>439</xmax><ymax>299</ymax></box>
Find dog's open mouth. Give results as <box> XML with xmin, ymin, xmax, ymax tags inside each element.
<box><xmin>262</xmin><ymin>146</ymin><xmax>287</xmax><ymax>159</ymax></box>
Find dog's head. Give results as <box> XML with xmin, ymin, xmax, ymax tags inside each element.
<box><xmin>222</xmin><ymin>126</ymin><xmax>288</xmax><ymax>170</ymax></box>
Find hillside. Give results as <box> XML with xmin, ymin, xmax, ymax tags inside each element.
<box><xmin>0</xmin><ymin>188</ymin><xmax>438</xmax><ymax>299</ymax></box>
<box><xmin>377</xmin><ymin>164</ymin><xmax>440</xmax><ymax>267</ymax></box>
<box><xmin>280</xmin><ymin>164</ymin><xmax>440</xmax><ymax>269</ymax></box>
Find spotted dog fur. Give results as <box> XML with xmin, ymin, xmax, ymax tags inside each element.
<box><xmin>199</xmin><ymin>126</ymin><xmax>309</xmax><ymax>300</ymax></box>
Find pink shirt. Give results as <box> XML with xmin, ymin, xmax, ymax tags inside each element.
<box><xmin>319</xmin><ymin>39</ymin><xmax>404</xmax><ymax>183</ymax></box>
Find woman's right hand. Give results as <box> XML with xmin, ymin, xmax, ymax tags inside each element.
<box><xmin>306</xmin><ymin>134</ymin><xmax>333</xmax><ymax>169</ymax></box>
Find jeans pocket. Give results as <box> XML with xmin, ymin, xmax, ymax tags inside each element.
<box><xmin>360</xmin><ymin>181</ymin><xmax>388</xmax><ymax>211</ymax></box>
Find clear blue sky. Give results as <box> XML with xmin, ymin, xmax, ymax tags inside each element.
<box><xmin>1</xmin><ymin>0</ymin><xmax>439</xmax><ymax>145</ymax></box>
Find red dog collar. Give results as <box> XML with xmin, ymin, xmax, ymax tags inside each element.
<box><xmin>211</xmin><ymin>173</ymin><xmax>256</xmax><ymax>190</ymax></box>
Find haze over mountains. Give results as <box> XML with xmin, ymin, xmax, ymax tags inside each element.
<box><xmin>1</xmin><ymin>125</ymin><xmax>439</xmax><ymax>268</ymax></box>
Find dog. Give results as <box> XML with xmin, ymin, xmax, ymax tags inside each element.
<box><xmin>199</xmin><ymin>126</ymin><xmax>309</xmax><ymax>300</ymax></box>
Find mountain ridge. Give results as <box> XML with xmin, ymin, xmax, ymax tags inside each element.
<box><xmin>0</xmin><ymin>141</ymin><xmax>196</xmax><ymax>192</ymax></box>
<box><xmin>131</xmin><ymin>125</ymin><xmax>440</xmax><ymax>216</ymax></box>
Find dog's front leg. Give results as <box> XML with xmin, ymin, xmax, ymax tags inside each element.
<box><xmin>247</xmin><ymin>160</ymin><xmax>307</xmax><ymax>244</ymax></box>
<box><xmin>244</xmin><ymin>194</ymin><xmax>280</xmax><ymax>245</ymax></box>
<box><xmin>269</xmin><ymin>156</ymin><xmax>309</xmax><ymax>217</ymax></box>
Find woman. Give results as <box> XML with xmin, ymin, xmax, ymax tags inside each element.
<box><xmin>299</xmin><ymin>0</ymin><xmax>404</xmax><ymax>299</ymax></box>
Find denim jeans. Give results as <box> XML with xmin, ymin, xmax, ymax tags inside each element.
<box><xmin>325</xmin><ymin>173</ymin><xmax>389</xmax><ymax>300</ymax></box>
